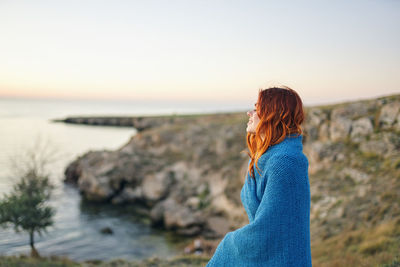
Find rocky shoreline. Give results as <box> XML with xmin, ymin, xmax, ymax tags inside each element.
<box><xmin>64</xmin><ymin>112</ymin><xmax>249</xmax><ymax>238</ymax></box>
<box><xmin>52</xmin><ymin>112</ymin><xmax>244</xmax><ymax>132</ymax></box>
<box><xmin>62</xmin><ymin>94</ymin><xmax>400</xmax><ymax>264</ymax></box>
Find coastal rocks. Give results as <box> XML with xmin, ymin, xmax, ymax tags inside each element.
<box><xmin>304</xmin><ymin>96</ymin><xmax>400</xmax><ymax>177</ymax></box>
<box><xmin>329</xmin><ymin>117</ymin><xmax>352</xmax><ymax>142</ymax></box>
<box><xmin>62</xmin><ymin>116</ymin><xmax>136</xmax><ymax>127</ymax></box>
<box><xmin>150</xmin><ymin>198</ymin><xmax>204</xmax><ymax>235</ymax></box>
<box><xmin>56</xmin><ymin>113</ymin><xmax>247</xmax><ymax>133</ymax></box>
<box><xmin>55</xmin><ymin>116</ymin><xmax>169</xmax><ymax>131</ymax></box>
<box><xmin>304</xmin><ymin>109</ymin><xmax>328</xmax><ymax>142</ymax></box>
<box><xmin>318</xmin><ymin>122</ymin><xmax>330</xmax><ymax>141</ymax></box>
<box><xmin>77</xmin><ymin>172</ymin><xmax>114</xmax><ymax>201</ymax></box>
<box><xmin>142</xmin><ymin>172</ymin><xmax>174</xmax><ymax>203</ymax></box>
<box><xmin>328</xmin><ymin>103</ymin><xmax>371</xmax><ymax>142</ymax></box>
<box><xmin>304</xmin><ymin>141</ymin><xmax>346</xmax><ymax>174</ymax></box>
<box><xmin>64</xmin><ymin>113</ymin><xmax>248</xmax><ymax>236</ymax></box>
<box><xmin>100</xmin><ymin>227</ymin><xmax>113</xmax><ymax>235</ymax></box>
<box><xmin>379</xmin><ymin>102</ymin><xmax>400</xmax><ymax>129</ymax></box>
<box><xmin>302</xmin><ymin>95</ymin><xmax>400</xmax><ymax>244</ymax></box>
<box><xmin>304</xmin><ymin>98</ymin><xmax>400</xmax><ymax>144</ymax></box>
<box><xmin>332</xmin><ymin>102</ymin><xmax>370</xmax><ymax>120</ymax></box>
<box><xmin>111</xmin><ymin>186</ymin><xmax>142</xmax><ymax>204</ymax></box>
<box><xmin>204</xmin><ymin>216</ymin><xmax>232</xmax><ymax>238</ymax></box>
<box><xmin>359</xmin><ymin>132</ymin><xmax>399</xmax><ymax>157</ymax></box>
<box><xmin>63</xmin><ymin>94</ymin><xmax>400</xmax><ymax>242</ymax></box>
<box><xmin>64</xmin><ymin>159</ymin><xmax>81</xmax><ymax>184</ymax></box>
<box><xmin>350</xmin><ymin>117</ymin><xmax>374</xmax><ymax>141</ymax></box>
<box><xmin>66</xmin><ymin>151</ymin><xmax>126</xmax><ymax>201</ymax></box>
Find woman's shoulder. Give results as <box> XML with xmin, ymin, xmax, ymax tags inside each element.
<box><xmin>259</xmin><ymin>148</ymin><xmax>308</xmax><ymax>174</ymax></box>
<box><xmin>264</xmin><ymin>135</ymin><xmax>306</xmax><ymax>159</ymax></box>
<box><xmin>253</xmin><ymin>135</ymin><xmax>308</xmax><ymax>178</ymax></box>
<box><xmin>267</xmin><ymin>151</ymin><xmax>308</xmax><ymax>169</ymax></box>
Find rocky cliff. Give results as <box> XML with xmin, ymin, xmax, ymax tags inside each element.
<box><xmin>64</xmin><ymin>94</ymin><xmax>400</xmax><ymax>264</ymax></box>
<box><xmin>303</xmin><ymin>95</ymin><xmax>400</xmax><ymax>241</ymax></box>
<box><xmin>64</xmin><ymin>112</ymin><xmax>250</xmax><ymax>237</ymax></box>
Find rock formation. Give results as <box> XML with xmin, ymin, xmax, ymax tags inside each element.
<box><xmin>65</xmin><ymin>113</ymin><xmax>249</xmax><ymax>237</ymax></box>
<box><xmin>64</xmin><ymin>94</ymin><xmax>400</xmax><ymax>242</ymax></box>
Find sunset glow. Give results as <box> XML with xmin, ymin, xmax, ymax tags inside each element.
<box><xmin>1</xmin><ymin>0</ymin><xmax>399</xmax><ymax>105</ymax></box>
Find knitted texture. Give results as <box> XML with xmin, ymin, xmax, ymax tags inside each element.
<box><xmin>207</xmin><ymin>134</ymin><xmax>312</xmax><ymax>267</ymax></box>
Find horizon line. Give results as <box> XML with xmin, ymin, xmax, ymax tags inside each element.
<box><xmin>0</xmin><ymin>92</ymin><xmax>399</xmax><ymax>107</ymax></box>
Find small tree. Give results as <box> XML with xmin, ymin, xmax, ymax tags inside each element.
<box><xmin>0</xmin><ymin>135</ymin><xmax>58</xmax><ymax>257</ymax></box>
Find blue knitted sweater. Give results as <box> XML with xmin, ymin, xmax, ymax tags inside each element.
<box><xmin>207</xmin><ymin>134</ymin><xmax>312</xmax><ymax>267</ymax></box>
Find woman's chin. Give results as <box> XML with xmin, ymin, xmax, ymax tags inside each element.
<box><xmin>246</xmin><ymin>127</ymin><xmax>255</xmax><ymax>133</ymax></box>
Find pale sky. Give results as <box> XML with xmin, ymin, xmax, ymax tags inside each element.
<box><xmin>0</xmin><ymin>0</ymin><xmax>399</xmax><ymax>105</ymax></box>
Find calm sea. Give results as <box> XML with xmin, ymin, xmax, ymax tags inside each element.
<box><xmin>0</xmin><ymin>97</ymin><xmax>247</xmax><ymax>261</ymax></box>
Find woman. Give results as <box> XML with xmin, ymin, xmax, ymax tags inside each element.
<box><xmin>207</xmin><ymin>87</ymin><xmax>312</xmax><ymax>267</ymax></box>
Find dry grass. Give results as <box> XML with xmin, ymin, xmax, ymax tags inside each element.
<box><xmin>312</xmin><ymin>219</ymin><xmax>400</xmax><ymax>267</ymax></box>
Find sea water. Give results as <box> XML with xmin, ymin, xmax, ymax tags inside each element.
<box><xmin>0</xmin><ymin>97</ymin><xmax>246</xmax><ymax>261</ymax></box>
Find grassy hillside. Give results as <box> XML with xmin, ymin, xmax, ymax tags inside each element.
<box><xmin>303</xmin><ymin>94</ymin><xmax>400</xmax><ymax>266</ymax></box>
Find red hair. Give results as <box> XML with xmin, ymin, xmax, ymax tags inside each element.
<box><xmin>246</xmin><ymin>86</ymin><xmax>305</xmax><ymax>178</ymax></box>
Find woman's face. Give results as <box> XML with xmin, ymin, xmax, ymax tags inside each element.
<box><xmin>246</xmin><ymin>103</ymin><xmax>260</xmax><ymax>133</ymax></box>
